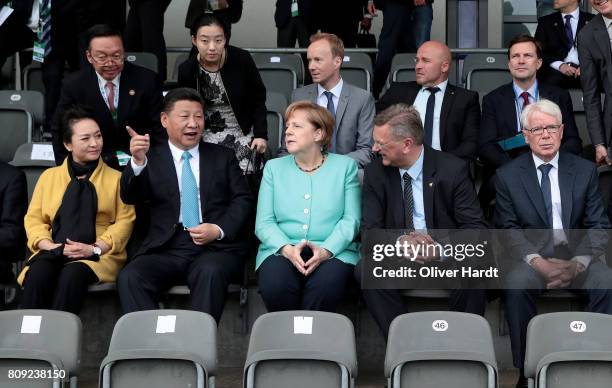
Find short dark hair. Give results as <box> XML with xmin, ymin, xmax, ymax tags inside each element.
<box><xmin>86</xmin><ymin>24</ymin><xmax>122</xmax><ymax>48</ymax></box>
<box><xmin>190</xmin><ymin>13</ymin><xmax>229</xmax><ymax>41</ymax></box>
<box><xmin>61</xmin><ymin>105</ymin><xmax>97</xmax><ymax>143</ymax></box>
<box><xmin>162</xmin><ymin>87</ymin><xmax>204</xmax><ymax>113</ymax></box>
<box><xmin>507</xmin><ymin>34</ymin><xmax>542</xmax><ymax>59</ymax></box>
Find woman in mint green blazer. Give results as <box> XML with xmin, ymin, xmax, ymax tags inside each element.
<box><xmin>255</xmin><ymin>101</ymin><xmax>361</xmax><ymax>312</ymax></box>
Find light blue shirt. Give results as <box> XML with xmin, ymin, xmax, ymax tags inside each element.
<box><xmin>316</xmin><ymin>78</ymin><xmax>343</xmax><ymax>115</ymax></box>
<box><xmin>398</xmin><ymin>148</ymin><xmax>426</xmax><ymax>231</ymax></box>
<box><xmin>413</xmin><ymin>80</ymin><xmax>448</xmax><ymax>151</ymax></box>
<box><xmin>512</xmin><ymin>80</ymin><xmax>539</xmax><ymax>132</ymax></box>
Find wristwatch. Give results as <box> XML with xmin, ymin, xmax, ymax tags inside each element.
<box><xmin>92</xmin><ymin>244</ymin><xmax>102</xmax><ymax>256</ymax></box>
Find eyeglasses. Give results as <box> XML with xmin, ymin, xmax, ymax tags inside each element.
<box><xmin>524</xmin><ymin>124</ymin><xmax>562</xmax><ymax>136</ymax></box>
<box><xmin>373</xmin><ymin>139</ymin><xmax>405</xmax><ymax>149</ymax></box>
<box><xmin>90</xmin><ymin>53</ymin><xmax>125</xmax><ymax>64</ymax></box>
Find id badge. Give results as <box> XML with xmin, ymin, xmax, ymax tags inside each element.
<box><xmin>291</xmin><ymin>0</ymin><xmax>299</xmax><ymax>17</ymax></box>
<box><xmin>116</xmin><ymin>150</ymin><xmax>131</xmax><ymax>167</ymax></box>
<box><xmin>32</xmin><ymin>41</ymin><xmax>45</xmax><ymax>63</ymax></box>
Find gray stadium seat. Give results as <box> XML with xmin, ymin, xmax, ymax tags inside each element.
<box><xmin>244</xmin><ymin>310</ymin><xmax>357</xmax><ymax>388</ymax></box>
<box><xmin>9</xmin><ymin>142</ymin><xmax>55</xmax><ymax>201</ymax></box>
<box><xmin>125</xmin><ymin>52</ymin><xmax>158</xmax><ymax>74</ymax></box>
<box><xmin>0</xmin><ymin>309</ymin><xmax>82</xmax><ymax>388</ymax></box>
<box><xmin>0</xmin><ymin>90</ymin><xmax>43</xmax><ymax>161</ymax></box>
<box><xmin>389</xmin><ymin>53</ymin><xmax>416</xmax><ymax>84</ymax></box>
<box><xmin>171</xmin><ymin>52</ymin><xmax>190</xmax><ymax>81</ymax></box>
<box><xmin>385</xmin><ymin>311</ymin><xmax>497</xmax><ymax>388</ymax></box>
<box><xmin>265</xmin><ymin>92</ymin><xmax>288</xmax><ymax>158</ymax></box>
<box><xmin>463</xmin><ymin>53</ymin><xmax>511</xmax><ymax>102</ymax></box>
<box><xmin>525</xmin><ymin>312</ymin><xmax>612</xmax><ymax>388</ymax></box>
<box><xmin>340</xmin><ymin>52</ymin><xmax>373</xmax><ymax>92</ymax></box>
<box><xmin>22</xmin><ymin>62</ymin><xmax>45</xmax><ymax>94</ymax></box>
<box><xmin>251</xmin><ymin>53</ymin><xmax>303</xmax><ymax>102</ymax></box>
<box><xmin>99</xmin><ymin>309</ymin><xmax>217</xmax><ymax>388</ymax></box>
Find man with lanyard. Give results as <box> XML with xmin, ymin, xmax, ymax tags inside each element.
<box><xmin>477</xmin><ymin>34</ymin><xmax>581</xmax><ymax>212</ymax></box>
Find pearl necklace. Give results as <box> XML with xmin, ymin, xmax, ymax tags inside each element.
<box><xmin>295</xmin><ymin>154</ymin><xmax>327</xmax><ymax>172</ymax></box>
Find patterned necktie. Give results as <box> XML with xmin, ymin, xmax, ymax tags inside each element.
<box><xmin>564</xmin><ymin>15</ymin><xmax>573</xmax><ymax>51</ymax></box>
<box><xmin>538</xmin><ymin>164</ymin><xmax>553</xmax><ymax>228</ymax></box>
<box><xmin>520</xmin><ymin>91</ymin><xmax>530</xmax><ymax>109</ymax></box>
<box><xmin>424</xmin><ymin>87</ymin><xmax>440</xmax><ymax>146</ymax></box>
<box><xmin>105</xmin><ymin>81</ymin><xmax>116</xmax><ymax>114</ymax></box>
<box><xmin>324</xmin><ymin>91</ymin><xmax>337</xmax><ymax>152</ymax></box>
<box><xmin>403</xmin><ymin>172</ymin><xmax>415</xmax><ymax>231</ymax></box>
<box><xmin>39</xmin><ymin>0</ymin><xmax>52</xmax><ymax>58</ymax></box>
<box><xmin>181</xmin><ymin>151</ymin><xmax>200</xmax><ymax>228</ymax></box>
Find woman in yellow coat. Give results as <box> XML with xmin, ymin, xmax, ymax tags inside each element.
<box><xmin>18</xmin><ymin>105</ymin><xmax>135</xmax><ymax>314</ymax></box>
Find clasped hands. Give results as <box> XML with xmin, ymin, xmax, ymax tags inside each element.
<box><xmin>39</xmin><ymin>239</ymin><xmax>100</xmax><ymax>260</ymax></box>
<box><xmin>531</xmin><ymin>256</ymin><xmax>585</xmax><ymax>289</ymax></box>
<box><xmin>185</xmin><ymin>223</ymin><xmax>220</xmax><ymax>246</ymax></box>
<box><xmin>282</xmin><ymin>241</ymin><xmax>332</xmax><ymax>276</ymax></box>
<box><xmin>397</xmin><ymin>231</ymin><xmax>440</xmax><ymax>264</ymax></box>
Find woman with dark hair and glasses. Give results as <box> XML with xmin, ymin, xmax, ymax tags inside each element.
<box><xmin>18</xmin><ymin>105</ymin><xmax>135</xmax><ymax>314</ymax></box>
<box><xmin>177</xmin><ymin>13</ymin><xmax>268</xmax><ymax>172</ymax></box>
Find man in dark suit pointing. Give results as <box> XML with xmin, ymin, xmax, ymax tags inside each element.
<box><xmin>117</xmin><ymin>88</ymin><xmax>253</xmax><ymax>323</ymax></box>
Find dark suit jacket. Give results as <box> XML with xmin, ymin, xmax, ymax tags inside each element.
<box><xmin>177</xmin><ymin>46</ymin><xmax>268</xmax><ymax>139</ymax></box>
<box><xmin>362</xmin><ymin>146</ymin><xmax>486</xmax><ymax>231</ymax></box>
<box><xmin>0</xmin><ymin>162</ymin><xmax>27</xmax><ymax>265</ymax></box>
<box><xmin>577</xmin><ymin>14</ymin><xmax>612</xmax><ymax>149</ymax></box>
<box><xmin>275</xmin><ymin>0</ymin><xmax>316</xmax><ymax>28</ymax></box>
<box><xmin>377</xmin><ymin>81</ymin><xmax>480</xmax><ymax>160</ymax></box>
<box><xmin>535</xmin><ymin>10</ymin><xmax>592</xmax><ymax>72</ymax></box>
<box><xmin>52</xmin><ymin>62</ymin><xmax>165</xmax><ymax>166</ymax></box>
<box><xmin>120</xmin><ymin>141</ymin><xmax>253</xmax><ymax>257</ymax></box>
<box><xmin>478</xmin><ymin>82</ymin><xmax>582</xmax><ymax>170</ymax></box>
<box><xmin>494</xmin><ymin>151</ymin><xmax>610</xmax><ymax>260</ymax></box>
<box><xmin>185</xmin><ymin>0</ymin><xmax>243</xmax><ymax>31</ymax></box>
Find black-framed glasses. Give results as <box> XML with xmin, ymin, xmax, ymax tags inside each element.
<box><xmin>524</xmin><ymin>124</ymin><xmax>563</xmax><ymax>136</ymax></box>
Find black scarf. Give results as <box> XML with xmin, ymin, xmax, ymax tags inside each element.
<box><xmin>50</xmin><ymin>156</ymin><xmax>99</xmax><ymax>246</ymax></box>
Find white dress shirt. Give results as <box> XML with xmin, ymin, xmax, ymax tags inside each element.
<box><xmin>96</xmin><ymin>73</ymin><xmax>121</xmax><ymax>111</ymax></box>
<box><xmin>551</xmin><ymin>7</ymin><xmax>580</xmax><ymax>71</ymax></box>
<box><xmin>412</xmin><ymin>80</ymin><xmax>448</xmax><ymax>151</ymax></box>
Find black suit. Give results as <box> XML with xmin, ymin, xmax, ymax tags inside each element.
<box><xmin>495</xmin><ymin>151</ymin><xmax>612</xmax><ymax>368</ymax></box>
<box><xmin>377</xmin><ymin>81</ymin><xmax>480</xmax><ymax>161</ymax></box>
<box><xmin>184</xmin><ymin>0</ymin><xmax>243</xmax><ymax>33</ymax></box>
<box><xmin>0</xmin><ymin>162</ymin><xmax>27</xmax><ymax>284</ymax></box>
<box><xmin>577</xmin><ymin>14</ymin><xmax>612</xmax><ymax>152</ymax></box>
<box><xmin>357</xmin><ymin>146</ymin><xmax>488</xmax><ymax>338</ymax></box>
<box><xmin>317</xmin><ymin>0</ymin><xmax>367</xmax><ymax>48</ymax></box>
<box><xmin>52</xmin><ymin>62</ymin><xmax>164</xmax><ymax>168</ymax></box>
<box><xmin>535</xmin><ymin>10</ymin><xmax>593</xmax><ymax>89</ymax></box>
<box><xmin>117</xmin><ymin>141</ymin><xmax>253</xmax><ymax>322</ymax></box>
<box><xmin>274</xmin><ymin>0</ymin><xmax>316</xmax><ymax>48</ymax></box>
<box><xmin>478</xmin><ymin>82</ymin><xmax>582</xmax><ymax>208</ymax></box>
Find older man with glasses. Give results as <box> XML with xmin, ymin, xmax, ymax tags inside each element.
<box><xmin>494</xmin><ymin>98</ymin><xmax>612</xmax><ymax>388</ymax></box>
<box><xmin>51</xmin><ymin>24</ymin><xmax>165</xmax><ymax>170</ymax></box>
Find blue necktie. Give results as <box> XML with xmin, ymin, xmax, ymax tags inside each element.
<box><xmin>424</xmin><ymin>87</ymin><xmax>440</xmax><ymax>146</ymax></box>
<box><xmin>181</xmin><ymin>151</ymin><xmax>200</xmax><ymax>228</ymax></box>
<box><xmin>564</xmin><ymin>15</ymin><xmax>573</xmax><ymax>51</ymax></box>
<box><xmin>324</xmin><ymin>91</ymin><xmax>337</xmax><ymax>152</ymax></box>
<box><xmin>538</xmin><ymin>164</ymin><xmax>553</xmax><ymax>228</ymax></box>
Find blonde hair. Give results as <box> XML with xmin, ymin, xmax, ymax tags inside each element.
<box><xmin>285</xmin><ymin>100</ymin><xmax>335</xmax><ymax>150</ymax></box>
<box><xmin>309</xmin><ymin>32</ymin><xmax>345</xmax><ymax>59</ymax></box>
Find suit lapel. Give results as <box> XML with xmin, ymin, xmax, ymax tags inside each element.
<box><xmin>407</xmin><ymin>83</ymin><xmax>420</xmax><ymax>104</ymax></box>
<box><xmin>159</xmin><ymin>145</ymin><xmax>181</xmax><ymax>218</ymax></box>
<box><xmin>422</xmin><ymin>147</ymin><xmax>435</xmax><ymax>229</ymax></box>
<box><xmin>198</xmin><ymin>143</ymin><xmax>211</xmax><ymax>217</ymax></box>
<box><xmin>577</xmin><ymin>11</ymin><xmax>588</xmax><ymax>32</ymax></box>
<box><xmin>558</xmin><ymin>153</ymin><xmax>575</xmax><ymax>229</ymax></box>
<box><xmin>307</xmin><ymin>84</ymin><xmax>318</xmax><ymax>104</ymax></box>
<box><xmin>501</xmin><ymin>84</ymin><xmax>519</xmax><ymax>136</ymax></box>
<box><xmin>593</xmin><ymin>15</ymin><xmax>612</xmax><ymax>85</ymax></box>
<box><xmin>117</xmin><ymin>65</ymin><xmax>135</xmax><ymax>125</ymax></box>
<box><xmin>88</xmin><ymin>68</ymin><xmax>115</xmax><ymax>123</ymax></box>
<box><xmin>335</xmin><ymin>83</ymin><xmax>350</xmax><ymax>130</ymax></box>
<box><xmin>519</xmin><ymin>155</ymin><xmax>549</xmax><ymax>226</ymax></box>
<box><xmin>439</xmin><ymin>85</ymin><xmax>455</xmax><ymax>147</ymax></box>
<box><xmin>554</xmin><ymin>13</ymin><xmax>569</xmax><ymax>48</ymax></box>
<box><xmin>386</xmin><ymin>166</ymin><xmax>405</xmax><ymax>228</ymax></box>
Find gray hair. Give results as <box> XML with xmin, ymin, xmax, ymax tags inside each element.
<box><xmin>520</xmin><ymin>99</ymin><xmax>562</xmax><ymax>130</ymax></box>
<box><xmin>374</xmin><ymin>103</ymin><xmax>424</xmax><ymax>145</ymax></box>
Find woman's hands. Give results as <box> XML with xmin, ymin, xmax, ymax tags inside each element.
<box><xmin>281</xmin><ymin>241</ymin><xmax>332</xmax><ymax>276</ymax></box>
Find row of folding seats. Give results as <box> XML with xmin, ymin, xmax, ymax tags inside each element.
<box><xmin>1</xmin><ymin>309</ymin><xmax>610</xmax><ymax>387</ymax></box>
